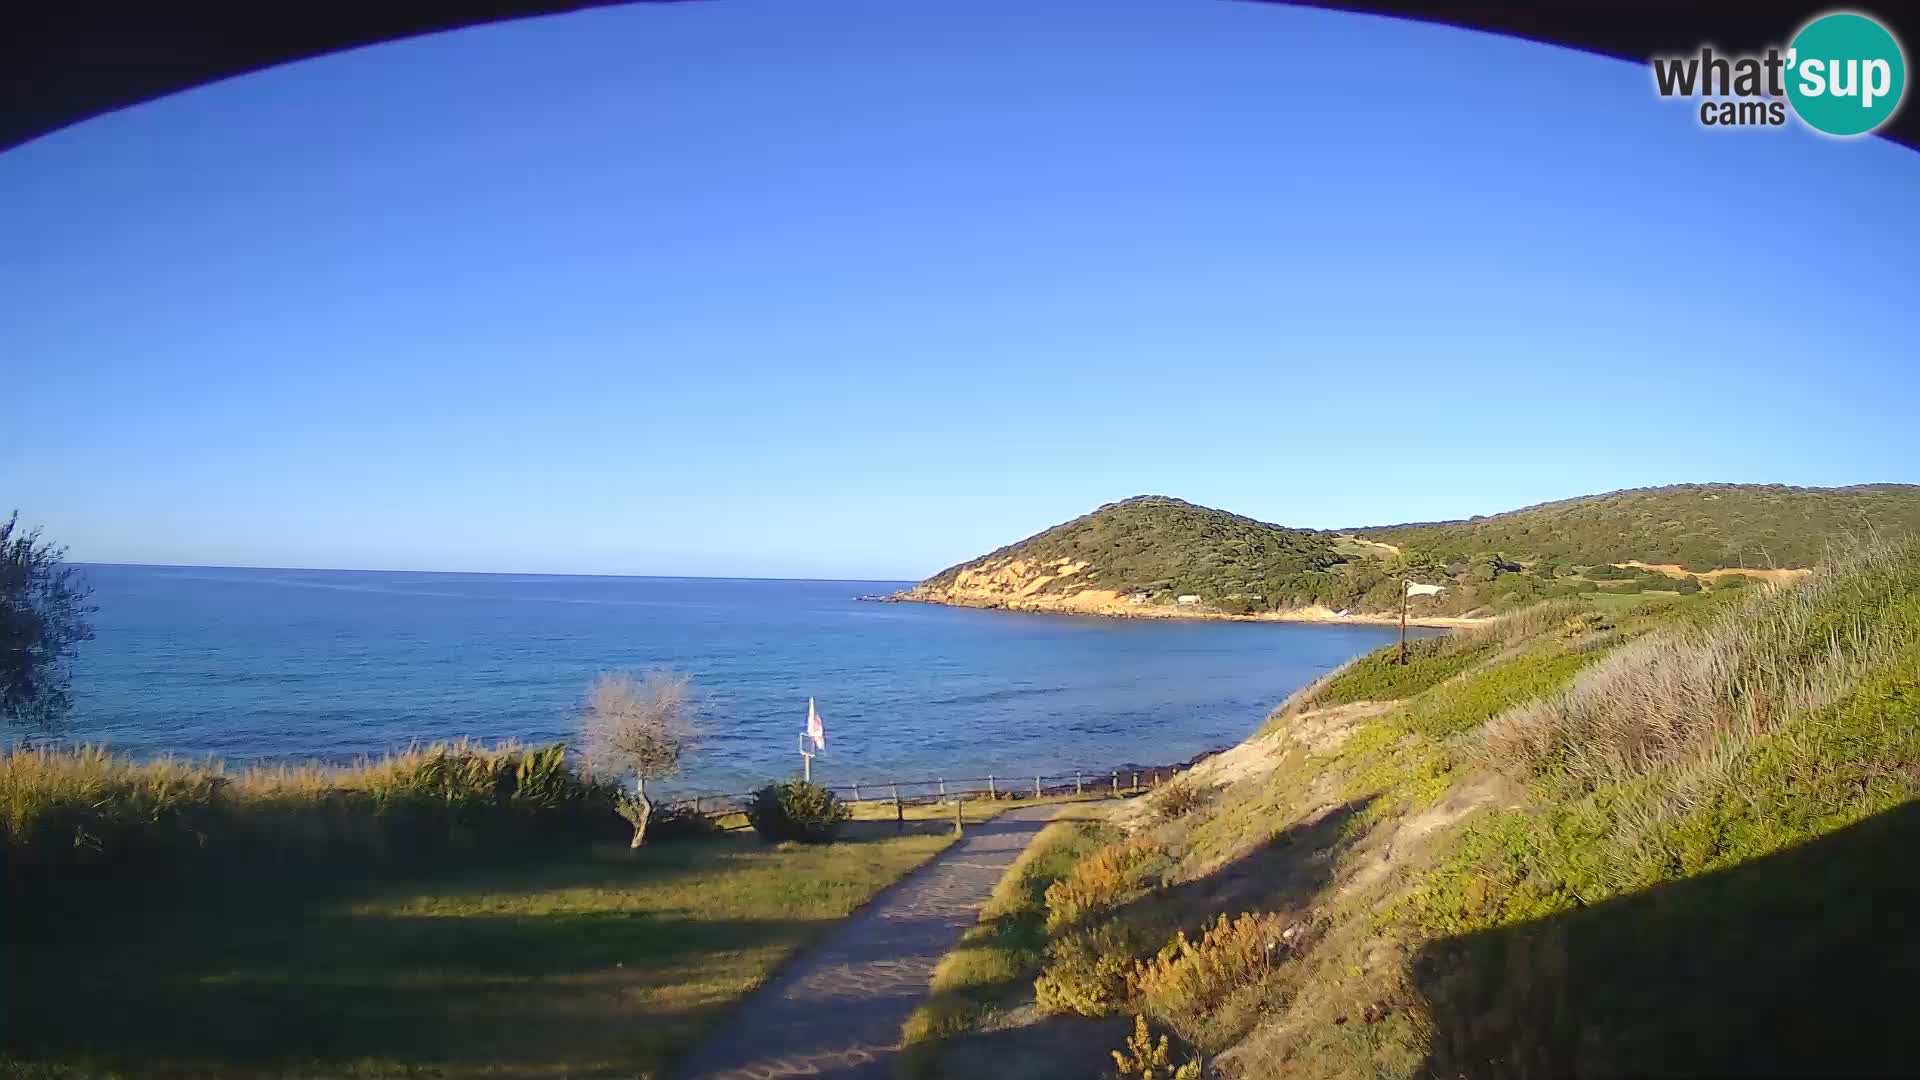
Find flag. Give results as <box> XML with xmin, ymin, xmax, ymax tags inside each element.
<box><xmin>1405</xmin><ymin>581</ymin><xmax>1447</xmax><ymax>597</ymax></box>
<box><xmin>806</xmin><ymin>697</ymin><xmax>825</xmax><ymax>751</ymax></box>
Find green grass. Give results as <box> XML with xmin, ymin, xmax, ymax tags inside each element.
<box><xmin>1398</xmin><ymin>646</ymin><xmax>1599</xmax><ymax>741</ymax></box>
<box><xmin>898</xmin><ymin>820</ymin><xmax>1116</xmax><ymax>1079</ymax></box>
<box><xmin>1303</xmin><ymin>638</ymin><xmax>1499</xmax><ymax>707</ymax></box>
<box><xmin>1577</xmin><ymin>589</ymin><xmax>1670</xmax><ymax>615</ymax></box>
<box><xmin>4</xmin><ymin>826</ymin><xmax>956</xmax><ymax>1080</ymax></box>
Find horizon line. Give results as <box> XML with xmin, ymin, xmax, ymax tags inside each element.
<box><xmin>71</xmin><ymin>560</ymin><xmax>917</xmax><ymax>586</ymax></box>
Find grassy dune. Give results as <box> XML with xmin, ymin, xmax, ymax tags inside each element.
<box><xmin>906</xmin><ymin>540</ymin><xmax>1920</xmax><ymax>1078</ymax></box>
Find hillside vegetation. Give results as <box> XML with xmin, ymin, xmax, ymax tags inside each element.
<box><xmin>904</xmin><ymin>484</ymin><xmax>1920</xmax><ymax>620</ymax></box>
<box><xmin>908</xmin><ymin>496</ymin><xmax>1342</xmax><ymax>613</ymax></box>
<box><xmin>1363</xmin><ymin>482</ymin><xmax>1920</xmax><ymax>572</ymax></box>
<box><xmin>904</xmin><ymin>538</ymin><xmax>1920</xmax><ymax>1079</ymax></box>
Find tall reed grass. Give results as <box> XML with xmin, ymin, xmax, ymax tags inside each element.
<box><xmin>1482</xmin><ymin>537</ymin><xmax>1920</xmax><ymax>812</ymax></box>
<box><xmin>0</xmin><ymin>740</ymin><xmax>622</xmax><ymax>880</ymax></box>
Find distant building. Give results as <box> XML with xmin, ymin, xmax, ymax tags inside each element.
<box><xmin>1176</xmin><ymin>594</ymin><xmax>1201</xmax><ymax>605</ymax></box>
<box><xmin>1126</xmin><ymin>592</ymin><xmax>1151</xmax><ymax>605</ymax></box>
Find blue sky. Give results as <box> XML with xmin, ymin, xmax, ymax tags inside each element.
<box><xmin>4</xmin><ymin>0</ymin><xmax>1917</xmax><ymax>580</ymax></box>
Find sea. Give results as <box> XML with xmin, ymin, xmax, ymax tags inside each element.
<box><xmin>54</xmin><ymin>564</ymin><xmax>1426</xmax><ymax>795</ymax></box>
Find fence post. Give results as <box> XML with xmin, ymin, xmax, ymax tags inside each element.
<box><xmin>693</xmin><ymin>796</ymin><xmax>701</xmax><ymax>816</ymax></box>
<box><xmin>893</xmin><ymin>783</ymin><xmax>904</xmax><ymax>832</ymax></box>
<box><xmin>1075</xmin><ymin>771</ymin><xmax>1083</xmax><ymax>795</ymax></box>
<box><xmin>1132</xmin><ymin>771</ymin><xmax>1139</xmax><ymax>792</ymax></box>
<box><xmin>953</xmin><ymin>797</ymin><xmax>964</xmax><ymax>836</ymax></box>
<box><xmin>1151</xmin><ymin>771</ymin><xmax>1159</xmax><ymax>789</ymax></box>
<box><xmin>938</xmin><ymin>777</ymin><xmax>946</xmax><ymax>801</ymax></box>
<box><xmin>1111</xmin><ymin>771</ymin><xmax>1118</xmax><ymax>795</ymax></box>
<box><xmin>987</xmin><ymin>774</ymin><xmax>996</xmax><ymax>799</ymax></box>
<box><xmin>1035</xmin><ymin>775</ymin><xmax>1042</xmax><ymax>799</ymax></box>
<box><xmin>852</xmin><ymin>783</ymin><xmax>861</xmax><ymax>803</ymax></box>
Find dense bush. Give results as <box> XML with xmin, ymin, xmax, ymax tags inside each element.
<box><xmin>1129</xmin><ymin>911</ymin><xmax>1288</xmax><ymax>1022</ymax></box>
<box><xmin>1043</xmin><ymin>835</ymin><xmax>1167</xmax><ymax>932</ymax></box>
<box><xmin>645</xmin><ymin>800</ymin><xmax>719</xmax><ymax>842</ymax></box>
<box><xmin>1035</xmin><ymin>917</ymin><xmax>1157</xmax><ymax>1016</ymax></box>
<box><xmin>1212</xmin><ymin>595</ymin><xmax>1258</xmax><ymax>616</ymax></box>
<box><xmin>0</xmin><ymin>742</ymin><xmax>623</xmax><ymax>880</ymax></box>
<box><xmin>745</xmin><ymin>779</ymin><xmax>848</xmax><ymax>843</ymax></box>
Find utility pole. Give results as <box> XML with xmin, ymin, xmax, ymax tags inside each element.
<box><xmin>1398</xmin><ymin>579</ymin><xmax>1409</xmax><ymax>665</ymax></box>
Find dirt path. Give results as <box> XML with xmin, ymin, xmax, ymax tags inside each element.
<box><xmin>673</xmin><ymin>804</ymin><xmax>1064</xmax><ymax>1080</ymax></box>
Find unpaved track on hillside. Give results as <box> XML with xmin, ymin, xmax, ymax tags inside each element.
<box><xmin>672</xmin><ymin>804</ymin><xmax>1065</xmax><ymax>1080</ymax></box>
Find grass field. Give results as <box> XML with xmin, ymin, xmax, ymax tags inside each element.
<box><xmin>3</xmin><ymin>824</ymin><xmax>956</xmax><ymax>1080</ymax></box>
<box><xmin>1576</xmin><ymin>589</ymin><xmax>1676</xmax><ymax>615</ymax></box>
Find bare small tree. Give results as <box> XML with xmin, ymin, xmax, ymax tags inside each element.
<box><xmin>579</xmin><ymin>670</ymin><xmax>698</xmax><ymax>847</ymax></box>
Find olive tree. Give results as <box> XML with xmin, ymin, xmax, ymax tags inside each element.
<box><xmin>579</xmin><ymin>670</ymin><xmax>699</xmax><ymax>847</ymax></box>
<box><xmin>2</xmin><ymin>513</ymin><xmax>96</xmax><ymax>727</ymax></box>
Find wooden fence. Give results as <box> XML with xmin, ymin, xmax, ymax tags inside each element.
<box><xmin>664</xmin><ymin>764</ymin><xmax>1195</xmax><ymax>818</ymax></box>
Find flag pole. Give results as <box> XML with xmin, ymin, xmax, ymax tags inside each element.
<box><xmin>1398</xmin><ymin>580</ymin><xmax>1409</xmax><ymax>666</ymax></box>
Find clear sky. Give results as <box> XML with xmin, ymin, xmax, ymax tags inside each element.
<box><xmin>4</xmin><ymin>0</ymin><xmax>1917</xmax><ymax>580</ymax></box>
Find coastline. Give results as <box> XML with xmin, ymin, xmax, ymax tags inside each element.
<box><xmin>879</xmin><ymin>591</ymin><xmax>1486</xmax><ymax>628</ymax></box>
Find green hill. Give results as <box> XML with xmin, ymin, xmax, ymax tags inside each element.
<box><xmin>912</xmin><ymin>496</ymin><xmax>1342</xmax><ymax>613</ymax></box>
<box><xmin>907</xmin><ymin>484</ymin><xmax>1920</xmax><ymax>619</ymax></box>
<box><xmin>1361</xmin><ymin>482</ymin><xmax>1920</xmax><ymax>572</ymax></box>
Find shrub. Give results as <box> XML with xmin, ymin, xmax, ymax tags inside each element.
<box><xmin>1035</xmin><ymin>918</ymin><xmax>1156</xmax><ymax>1016</ymax></box>
<box><xmin>745</xmin><ymin>779</ymin><xmax>848</xmax><ymax>844</ymax></box>
<box><xmin>645</xmin><ymin>801</ymin><xmax>718</xmax><ymax>842</ymax></box>
<box><xmin>1110</xmin><ymin>1015</ymin><xmax>1201</xmax><ymax>1080</ymax></box>
<box><xmin>1153</xmin><ymin>779</ymin><xmax>1215</xmax><ymax>822</ymax></box>
<box><xmin>1130</xmin><ymin>912</ymin><xmax>1289</xmax><ymax>1021</ymax></box>
<box><xmin>1043</xmin><ymin>835</ymin><xmax>1166</xmax><ymax>932</ymax></box>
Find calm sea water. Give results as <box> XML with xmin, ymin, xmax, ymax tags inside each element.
<box><xmin>60</xmin><ymin>564</ymin><xmax>1420</xmax><ymax>794</ymax></box>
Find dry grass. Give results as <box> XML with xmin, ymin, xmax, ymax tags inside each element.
<box><xmin>1482</xmin><ymin>539</ymin><xmax>1920</xmax><ymax>810</ymax></box>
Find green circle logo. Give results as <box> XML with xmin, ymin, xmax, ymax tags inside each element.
<box><xmin>1786</xmin><ymin>12</ymin><xmax>1907</xmax><ymax>136</ymax></box>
